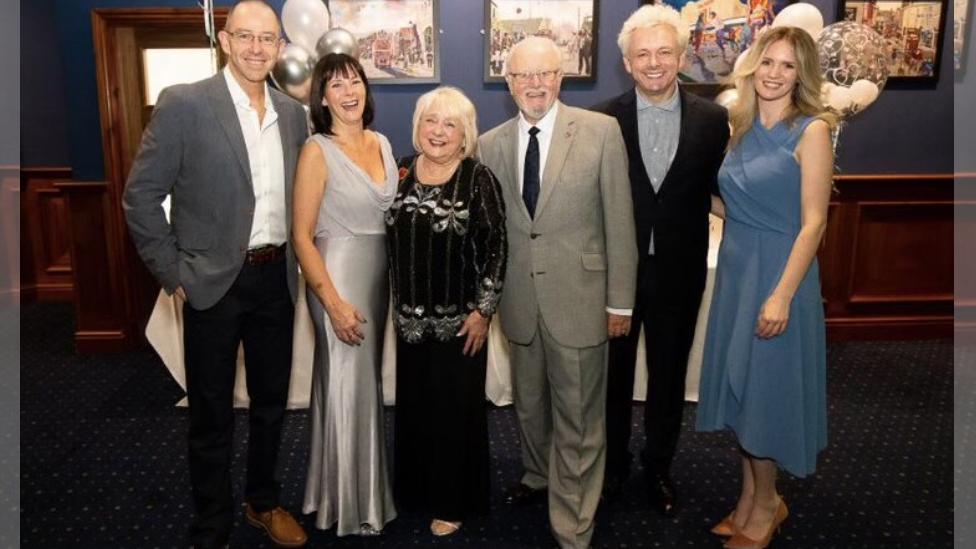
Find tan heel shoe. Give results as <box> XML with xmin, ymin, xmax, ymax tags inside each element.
<box><xmin>723</xmin><ymin>499</ymin><xmax>788</xmax><ymax>549</ymax></box>
<box><xmin>430</xmin><ymin>519</ymin><xmax>462</xmax><ymax>536</ymax></box>
<box><xmin>711</xmin><ymin>512</ymin><xmax>741</xmax><ymax>537</ymax></box>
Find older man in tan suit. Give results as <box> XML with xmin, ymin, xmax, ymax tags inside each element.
<box><xmin>479</xmin><ymin>37</ymin><xmax>638</xmax><ymax>549</ymax></box>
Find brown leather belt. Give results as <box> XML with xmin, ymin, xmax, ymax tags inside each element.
<box><xmin>245</xmin><ymin>244</ymin><xmax>286</xmax><ymax>264</ymax></box>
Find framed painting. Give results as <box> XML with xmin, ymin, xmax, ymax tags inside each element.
<box><xmin>654</xmin><ymin>0</ymin><xmax>795</xmax><ymax>89</ymax></box>
<box><xmin>328</xmin><ymin>0</ymin><xmax>440</xmax><ymax>85</ymax></box>
<box><xmin>484</xmin><ymin>0</ymin><xmax>599</xmax><ymax>83</ymax></box>
<box><xmin>956</xmin><ymin>0</ymin><xmax>972</xmax><ymax>74</ymax></box>
<box><xmin>838</xmin><ymin>0</ymin><xmax>948</xmax><ymax>81</ymax></box>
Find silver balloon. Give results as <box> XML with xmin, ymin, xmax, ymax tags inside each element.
<box><xmin>315</xmin><ymin>28</ymin><xmax>359</xmax><ymax>59</ymax></box>
<box><xmin>271</xmin><ymin>43</ymin><xmax>316</xmax><ymax>104</ymax></box>
<box><xmin>817</xmin><ymin>21</ymin><xmax>889</xmax><ymax>117</ymax></box>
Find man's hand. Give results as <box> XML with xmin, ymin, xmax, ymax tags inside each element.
<box><xmin>607</xmin><ymin>313</ymin><xmax>632</xmax><ymax>339</ymax></box>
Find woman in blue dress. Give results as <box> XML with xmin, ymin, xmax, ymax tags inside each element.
<box><xmin>696</xmin><ymin>27</ymin><xmax>836</xmax><ymax>549</ymax></box>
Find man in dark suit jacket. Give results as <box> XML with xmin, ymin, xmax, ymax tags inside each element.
<box><xmin>593</xmin><ymin>4</ymin><xmax>729</xmax><ymax>516</ymax></box>
<box><xmin>123</xmin><ymin>2</ymin><xmax>308</xmax><ymax>547</ymax></box>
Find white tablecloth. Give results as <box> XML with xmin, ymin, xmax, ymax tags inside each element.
<box><xmin>146</xmin><ymin>219</ymin><xmax>721</xmax><ymax>408</ymax></box>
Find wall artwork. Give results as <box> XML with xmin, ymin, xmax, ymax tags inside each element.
<box><xmin>328</xmin><ymin>0</ymin><xmax>440</xmax><ymax>84</ymax></box>
<box><xmin>839</xmin><ymin>0</ymin><xmax>947</xmax><ymax>81</ymax></box>
<box><xmin>654</xmin><ymin>0</ymin><xmax>794</xmax><ymax>88</ymax></box>
<box><xmin>485</xmin><ymin>0</ymin><xmax>599</xmax><ymax>82</ymax></box>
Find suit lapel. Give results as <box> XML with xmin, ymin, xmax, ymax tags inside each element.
<box><xmin>617</xmin><ymin>91</ymin><xmax>655</xmax><ymax>196</ymax></box>
<box><xmin>657</xmin><ymin>88</ymin><xmax>695</xmax><ymax>197</ymax></box>
<box><xmin>270</xmin><ymin>90</ymin><xmax>296</xmax><ymax>186</ymax></box>
<box><xmin>207</xmin><ymin>74</ymin><xmax>252</xmax><ymax>187</ymax></box>
<box><xmin>535</xmin><ymin>103</ymin><xmax>575</xmax><ymax>218</ymax></box>
<box><xmin>497</xmin><ymin>118</ymin><xmax>531</xmax><ymax>221</ymax></box>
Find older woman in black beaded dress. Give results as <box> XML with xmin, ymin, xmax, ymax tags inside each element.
<box><xmin>385</xmin><ymin>86</ymin><xmax>507</xmax><ymax>537</ymax></box>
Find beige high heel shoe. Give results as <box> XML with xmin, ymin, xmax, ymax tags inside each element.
<box><xmin>711</xmin><ymin>512</ymin><xmax>742</xmax><ymax>537</ymax></box>
<box><xmin>430</xmin><ymin>519</ymin><xmax>462</xmax><ymax>536</ymax></box>
<box><xmin>723</xmin><ymin>499</ymin><xmax>788</xmax><ymax>549</ymax></box>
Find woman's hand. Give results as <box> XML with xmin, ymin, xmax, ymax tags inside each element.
<box><xmin>755</xmin><ymin>293</ymin><xmax>790</xmax><ymax>339</ymax></box>
<box><xmin>327</xmin><ymin>299</ymin><xmax>367</xmax><ymax>346</ymax></box>
<box><xmin>458</xmin><ymin>311</ymin><xmax>490</xmax><ymax>357</ymax></box>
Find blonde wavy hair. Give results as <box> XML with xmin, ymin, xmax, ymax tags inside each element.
<box><xmin>411</xmin><ymin>86</ymin><xmax>479</xmax><ymax>160</ymax></box>
<box><xmin>727</xmin><ymin>26</ymin><xmax>836</xmax><ymax>149</ymax></box>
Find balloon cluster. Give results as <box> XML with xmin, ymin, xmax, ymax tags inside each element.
<box><xmin>713</xmin><ymin>2</ymin><xmax>889</xmax><ymax>120</ymax></box>
<box><xmin>817</xmin><ymin>21</ymin><xmax>889</xmax><ymax>117</ymax></box>
<box><xmin>271</xmin><ymin>0</ymin><xmax>359</xmax><ymax>103</ymax></box>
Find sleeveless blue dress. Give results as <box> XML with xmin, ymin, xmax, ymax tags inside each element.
<box><xmin>695</xmin><ymin>115</ymin><xmax>827</xmax><ymax>478</ymax></box>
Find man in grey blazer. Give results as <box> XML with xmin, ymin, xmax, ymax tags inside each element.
<box><xmin>123</xmin><ymin>2</ymin><xmax>308</xmax><ymax>548</ymax></box>
<box><xmin>479</xmin><ymin>37</ymin><xmax>638</xmax><ymax>549</ymax></box>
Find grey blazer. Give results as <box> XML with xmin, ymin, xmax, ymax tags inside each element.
<box><xmin>478</xmin><ymin>103</ymin><xmax>638</xmax><ymax>348</ymax></box>
<box><xmin>123</xmin><ymin>73</ymin><xmax>308</xmax><ymax>310</ymax></box>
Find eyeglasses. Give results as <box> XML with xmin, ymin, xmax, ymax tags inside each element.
<box><xmin>226</xmin><ymin>30</ymin><xmax>280</xmax><ymax>47</ymax></box>
<box><xmin>507</xmin><ymin>70</ymin><xmax>561</xmax><ymax>84</ymax></box>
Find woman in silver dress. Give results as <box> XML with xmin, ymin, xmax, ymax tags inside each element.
<box><xmin>292</xmin><ymin>53</ymin><xmax>397</xmax><ymax>537</ymax></box>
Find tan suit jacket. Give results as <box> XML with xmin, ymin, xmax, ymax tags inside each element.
<box><xmin>478</xmin><ymin>103</ymin><xmax>638</xmax><ymax>348</ymax></box>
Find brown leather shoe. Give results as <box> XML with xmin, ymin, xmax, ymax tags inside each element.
<box><xmin>245</xmin><ymin>504</ymin><xmax>307</xmax><ymax>548</ymax></box>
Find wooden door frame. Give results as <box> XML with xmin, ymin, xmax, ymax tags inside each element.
<box><xmin>83</xmin><ymin>7</ymin><xmax>228</xmax><ymax>351</ymax></box>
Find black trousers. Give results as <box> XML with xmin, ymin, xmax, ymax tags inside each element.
<box><xmin>606</xmin><ymin>256</ymin><xmax>703</xmax><ymax>478</ymax></box>
<box><xmin>393</xmin><ymin>335</ymin><xmax>490</xmax><ymax>521</ymax></box>
<box><xmin>183</xmin><ymin>257</ymin><xmax>294</xmax><ymax>547</ymax></box>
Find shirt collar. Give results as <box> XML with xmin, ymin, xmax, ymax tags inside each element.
<box><xmin>223</xmin><ymin>67</ymin><xmax>276</xmax><ymax>114</ymax></box>
<box><xmin>518</xmin><ymin>102</ymin><xmax>559</xmax><ymax>135</ymax></box>
<box><xmin>635</xmin><ymin>85</ymin><xmax>680</xmax><ymax>113</ymax></box>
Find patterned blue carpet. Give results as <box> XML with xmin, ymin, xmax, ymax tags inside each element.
<box><xmin>21</xmin><ymin>302</ymin><xmax>953</xmax><ymax>549</ymax></box>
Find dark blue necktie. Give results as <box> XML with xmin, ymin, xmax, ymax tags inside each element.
<box><xmin>522</xmin><ymin>126</ymin><xmax>541</xmax><ymax>218</ymax></box>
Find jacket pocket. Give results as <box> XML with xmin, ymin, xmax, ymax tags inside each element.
<box><xmin>176</xmin><ymin>228</ymin><xmax>214</xmax><ymax>251</ymax></box>
<box><xmin>581</xmin><ymin>252</ymin><xmax>607</xmax><ymax>271</ymax></box>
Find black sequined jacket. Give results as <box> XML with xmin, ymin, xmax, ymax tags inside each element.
<box><xmin>386</xmin><ymin>155</ymin><xmax>508</xmax><ymax>344</ymax></box>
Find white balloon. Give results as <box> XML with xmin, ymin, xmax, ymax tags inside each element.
<box><xmin>281</xmin><ymin>0</ymin><xmax>331</xmax><ymax>54</ymax></box>
<box><xmin>826</xmin><ymin>84</ymin><xmax>853</xmax><ymax>112</ymax></box>
<box><xmin>821</xmin><ymin>82</ymin><xmax>836</xmax><ymax>103</ymax></box>
<box><xmin>714</xmin><ymin>89</ymin><xmax>739</xmax><ymax>109</ymax></box>
<box><xmin>848</xmin><ymin>79</ymin><xmax>879</xmax><ymax>108</ymax></box>
<box><xmin>772</xmin><ymin>2</ymin><xmax>824</xmax><ymax>41</ymax></box>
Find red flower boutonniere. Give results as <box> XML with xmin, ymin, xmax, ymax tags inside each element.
<box><xmin>398</xmin><ymin>167</ymin><xmax>408</xmax><ymax>181</ymax></box>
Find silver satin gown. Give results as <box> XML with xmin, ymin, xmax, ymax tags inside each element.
<box><xmin>302</xmin><ymin>133</ymin><xmax>398</xmax><ymax>535</ymax></box>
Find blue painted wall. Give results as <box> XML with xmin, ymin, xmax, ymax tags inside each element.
<box><xmin>24</xmin><ymin>0</ymin><xmax>960</xmax><ymax>176</ymax></box>
<box><xmin>21</xmin><ymin>0</ymin><xmax>69</xmax><ymax>167</ymax></box>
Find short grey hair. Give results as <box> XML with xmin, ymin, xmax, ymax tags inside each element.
<box><xmin>617</xmin><ymin>4</ymin><xmax>689</xmax><ymax>55</ymax></box>
<box><xmin>411</xmin><ymin>86</ymin><xmax>479</xmax><ymax>159</ymax></box>
<box><xmin>506</xmin><ymin>36</ymin><xmax>562</xmax><ymax>71</ymax></box>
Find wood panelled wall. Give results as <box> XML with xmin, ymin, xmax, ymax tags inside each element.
<box><xmin>19</xmin><ymin>169</ymin><xmax>957</xmax><ymax>351</ymax></box>
<box><xmin>823</xmin><ymin>174</ymin><xmax>953</xmax><ymax>339</ymax></box>
<box><xmin>20</xmin><ymin>167</ymin><xmax>74</xmax><ymax>302</ymax></box>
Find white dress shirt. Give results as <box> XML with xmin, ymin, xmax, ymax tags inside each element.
<box><xmin>223</xmin><ymin>68</ymin><xmax>287</xmax><ymax>248</ymax></box>
<box><xmin>516</xmin><ymin>103</ymin><xmax>559</xmax><ymax>193</ymax></box>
